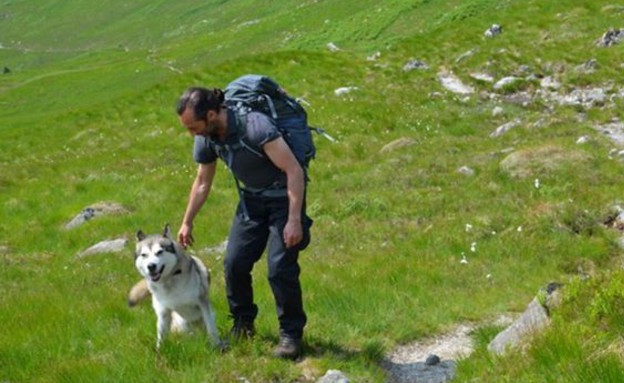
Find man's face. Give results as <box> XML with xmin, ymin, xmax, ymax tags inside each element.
<box><xmin>179</xmin><ymin>107</ymin><xmax>217</xmax><ymax>136</ymax></box>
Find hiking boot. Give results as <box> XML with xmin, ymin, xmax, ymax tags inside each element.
<box><xmin>230</xmin><ymin>319</ymin><xmax>255</xmax><ymax>339</ymax></box>
<box><xmin>273</xmin><ymin>336</ymin><xmax>302</xmax><ymax>360</ymax></box>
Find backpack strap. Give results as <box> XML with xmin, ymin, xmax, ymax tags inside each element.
<box><xmin>210</xmin><ymin>111</ymin><xmax>286</xmax><ymax>221</ymax></box>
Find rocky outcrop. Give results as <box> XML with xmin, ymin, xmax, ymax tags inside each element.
<box><xmin>77</xmin><ymin>238</ymin><xmax>128</xmax><ymax>258</ymax></box>
<box><xmin>65</xmin><ymin>201</ymin><xmax>129</xmax><ymax>229</ymax></box>
<box><xmin>488</xmin><ymin>283</ymin><xmax>563</xmax><ymax>355</ymax></box>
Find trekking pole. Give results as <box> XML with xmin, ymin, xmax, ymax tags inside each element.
<box><xmin>310</xmin><ymin>126</ymin><xmax>337</xmax><ymax>143</ymax></box>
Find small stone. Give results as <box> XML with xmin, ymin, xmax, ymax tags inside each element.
<box><xmin>425</xmin><ymin>354</ymin><xmax>441</xmax><ymax>366</ymax></box>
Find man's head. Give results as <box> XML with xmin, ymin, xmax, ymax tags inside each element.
<box><xmin>177</xmin><ymin>87</ymin><xmax>225</xmax><ymax>136</ymax></box>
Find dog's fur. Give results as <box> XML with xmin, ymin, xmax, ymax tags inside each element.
<box><xmin>132</xmin><ymin>224</ymin><xmax>221</xmax><ymax>349</ymax></box>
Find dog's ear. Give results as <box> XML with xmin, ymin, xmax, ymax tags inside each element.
<box><xmin>163</xmin><ymin>224</ymin><xmax>171</xmax><ymax>239</ymax></box>
<box><xmin>136</xmin><ymin>230</ymin><xmax>146</xmax><ymax>241</ymax></box>
<box><xmin>164</xmin><ymin>242</ymin><xmax>176</xmax><ymax>253</ymax></box>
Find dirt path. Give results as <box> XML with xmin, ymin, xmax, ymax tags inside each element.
<box><xmin>382</xmin><ymin>316</ymin><xmax>513</xmax><ymax>383</ymax></box>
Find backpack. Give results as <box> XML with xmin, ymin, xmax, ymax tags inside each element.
<box><xmin>224</xmin><ymin>74</ymin><xmax>333</xmax><ymax>172</ymax></box>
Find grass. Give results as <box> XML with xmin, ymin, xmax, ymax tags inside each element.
<box><xmin>2</xmin><ymin>0</ymin><xmax>624</xmax><ymax>381</ymax></box>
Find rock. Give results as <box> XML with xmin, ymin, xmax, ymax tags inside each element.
<box><xmin>540</xmin><ymin>76</ymin><xmax>561</xmax><ymax>90</ymax></box>
<box><xmin>327</xmin><ymin>42</ymin><xmax>340</xmax><ymax>52</ymax></box>
<box><xmin>503</xmin><ymin>91</ymin><xmax>533</xmax><ymax>107</ymax></box>
<box><xmin>493</xmin><ymin>76</ymin><xmax>522</xmax><ymax>90</ymax></box>
<box><xmin>437</xmin><ymin>72</ymin><xmax>474</xmax><ymax>94</ymax></box>
<box><xmin>78</xmin><ymin>238</ymin><xmax>128</xmax><ymax>258</ymax></box>
<box><xmin>317</xmin><ymin>370</ymin><xmax>349</xmax><ymax>383</ymax></box>
<box><xmin>575</xmin><ymin>59</ymin><xmax>598</xmax><ymax>73</ymax></box>
<box><xmin>487</xmin><ymin>297</ymin><xmax>549</xmax><ymax>354</ymax></box>
<box><xmin>66</xmin><ymin>207</ymin><xmax>96</xmax><ymax>229</ymax></box>
<box><xmin>515</xmin><ymin>65</ymin><xmax>531</xmax><ymax>75</ymax></box>
<box><xmin>540</xmin><ymin>86</ymin><xmax>607</xmax><ymax>109</ymax></box>
<box><xmin>403</xmin><ymin>59</ymin><xmax>429</xmax><ymax>72</ymax></box>
<box><xmin>65</xmin><ymin>201</ymin><xmax>129</xmax><ymax>229</ymax></box>
<box><xmin>596</xmin><ymin>28</ymin><xmax>624</xmax><ymax>47</ymax></box>
<box><xmin>492</xmin><ymin>106</ymin><xmax>504</xmax><ymax>117</ymax></box>
<box><xmin>457</xmin><ymin>166</ymin><xmax>475</xmax><ymax>176</ymax></box>
<box><xmin>594</xmin><ymin>121</ymin><xmax>624</xmax><ymax>147</ymax></box>
<box><xmin>488</xmin><ymin>283</ymin><xmax>563</xmax><ymax>355</ymax></box>
<box><xmin>334</xmin><ymin>86</ymin><xmax>358</xmax><ymax>96</ymax></box>
<box><xmin>485</xmin><ymin>24</ymin><xmax>503</xmax><ymax>38</ymax></box>
<box><xmin>385</xmin><ymin>360</ymin><xmax>455</xmax><ymax>383</ymax></box>
<box><xmin>367</xmin><ymin>51</ymin><xmax>381</xmax><ymax>61</ymax></box>
<box><xmin>576</xmin><ymin>135</ymin><xmax>590</xmax><ymax>144</ymax></box>
<box><xmin>455</xmin><ymin>48</ymin><xmax>477</xmax><ymax>63</ymax></box>
<box><xmin>425</xmin><ymin>354</ymin><xmax>441</xmax><ymax>366</ymax></box>
<box><xmin>490</xmin><ymin>118</ymin><xmax>522</xmax><ymax>138</ymax></box>
<box><xmin>380</xmin><ymin>137</ymin><xmax>416</xmax><ymax>154</ymax></box>
<box><xmin>499</xmin><ymin>145</ymin><xmax>591</xmax><ymax>178</ymax></box>
<box><xmin>470</xmin><ymin>73</ymin><xmax>494</xmax><ymax>83</ymax></box>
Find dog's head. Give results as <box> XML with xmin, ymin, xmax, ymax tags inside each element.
<box><xmin>134</xmin><ymin>224</ymin><xmax>181</xmax><ymax>283</ymax></box>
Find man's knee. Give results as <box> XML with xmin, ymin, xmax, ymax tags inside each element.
<box><xmin>268</xmin><ymin>258</ymin><xmax>300</xmax><ymax>283</ymax></box>
<box><xmin>224</xmin><ymin>250</ymin><xmax>259</xmax><ymax>277</ymax></box>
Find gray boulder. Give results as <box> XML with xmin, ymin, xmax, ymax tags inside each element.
<box><xmin>488</xmin><ymin>283</ymin><xmax>562</xmax><ymax>355</ymax></box>
<box><xmin>65</xmin><ymin>201</ymin><xmax>129</xmax><ymax>229</ymax></box>
<box><xmin>596</xmin><ymin>28</ymin><xmax>624</xmax><ymax>47</ymax></box>
<box><xmin>317</xmin><ymin>370</ymin><xmax>349</xmax><ymax>383</ymax></box>
<box><xmin>485</xmin><ymin>24</ymin><xmax>503</xmax><ymax>38</ymax></box>
<box><xmin>77</xmin><ymin>238</ymin><xmax>128</xmax><ymax>258</ymax></box>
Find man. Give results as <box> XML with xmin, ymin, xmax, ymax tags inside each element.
<box><xmin>176</xmin><ymin>86</ymin><xmax>312</xmax><ymax>360</ymax></box>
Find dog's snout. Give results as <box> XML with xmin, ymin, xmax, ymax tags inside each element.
<box><xmin>147</xmin><ymin>263</ymin><xmax>157</xmax><ymax>273</ymax></box>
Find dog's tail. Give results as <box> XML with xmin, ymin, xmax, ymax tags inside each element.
<box><xmin>128</xmin><ymin>279</ymin><xmax>150</xmax><ymax>307</ymax></box>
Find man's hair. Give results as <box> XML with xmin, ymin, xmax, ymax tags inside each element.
<box><xmin>176</xmin><ymin>87</ymin><xmax>225</xmax><ymax>120</ymax></box>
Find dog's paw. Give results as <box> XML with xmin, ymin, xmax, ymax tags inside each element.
<box><xmin>128</xmin><ymin>279</ymin><xmax>150</xmax><ymax>307</ymax></box>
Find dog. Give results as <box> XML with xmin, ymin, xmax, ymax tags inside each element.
<box><xmin>131</xmin><ymin>224</ymin><xmax>221</xmax><ymax>350</ymax></box>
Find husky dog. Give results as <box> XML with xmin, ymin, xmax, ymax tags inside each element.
<box><xmin>132</xmin><ymin>224</ymin><xmax>221</xmax><ymax>349</ymax></box>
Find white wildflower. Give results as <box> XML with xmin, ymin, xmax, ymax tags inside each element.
<box><xmin>460</xmin><ymin>253</ymin><xmax>468</xmax><ymax>264</ymax></box>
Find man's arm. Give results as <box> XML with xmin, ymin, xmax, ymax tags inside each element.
<box><xmin>178</xmin><ymin>162</ymin><xmax>217</xmax><ymax>248</ymax></box>
<box><xmin>263</xmin><ymin>137</ymin><xmax>305</xmax><ymax>248</ymax></box>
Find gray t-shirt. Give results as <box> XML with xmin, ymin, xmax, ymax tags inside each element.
<box><xmin>193</xmin><ymin>109</ymin><xmax>287</xmax><ymax>190</ymax></box>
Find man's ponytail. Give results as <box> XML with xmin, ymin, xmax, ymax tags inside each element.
<box><xmin>177</xmin><ymin>87</ymin><xmax>225</xmax><ymax>120</ymax></box>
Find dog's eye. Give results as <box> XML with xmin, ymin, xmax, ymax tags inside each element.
<box><xmin>140</xmin><ymin>253</ymin><xmax>148</xmax><ymax>258</ymax></box>
<box><xmin>156</xmin><ymin>249</ymin><xmax>164</xmax><ymax>256</ymax></box>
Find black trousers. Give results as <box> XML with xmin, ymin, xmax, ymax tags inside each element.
<box><xmin>223</xmin><ymin>192</ymin><xmax>311</xmax><ymax>339</ymax></box>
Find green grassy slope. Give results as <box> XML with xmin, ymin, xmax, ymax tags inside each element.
<box><xmin>1</xmin><ymin>0</ymin><xmax>624</xmax><ymax>382</ymax></box>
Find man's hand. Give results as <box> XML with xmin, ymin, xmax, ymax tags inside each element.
<box><xmin>178</xmin><ymin>223</ymin><xmax>194</xmax><ymax>248</ymax></box>
<box><xmin>283</xmin><ymin>219</ymin><xmax>303</xmax><ymax>248</ymax></box>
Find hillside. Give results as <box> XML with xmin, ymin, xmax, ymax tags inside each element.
<box><xmin>2</xmin><ymin>0</ymin><xmax>624</xmax><ymax>382</ymax></box>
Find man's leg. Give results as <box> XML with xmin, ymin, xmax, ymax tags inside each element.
<box><xmin>266</xmin><ymin>239</ymin><xmax>307</xmax><ymax>340</ymax></box>
<box><xmin>224</xmin><ymin>200</ymin><xmax>268</xmax><ymax>332</ymax></box>
<box><xmin>266</xmin><ymin>200</ymin><xmax>311</xmax><ymax>358</ymax></box>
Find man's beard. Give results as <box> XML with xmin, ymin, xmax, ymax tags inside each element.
<box><xmin>203</xmin><ymin>120</ymin><xmax>220</xmax><ymax>137</ymax></box>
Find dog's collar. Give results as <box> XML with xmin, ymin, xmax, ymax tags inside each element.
<box><xmin>172</xmin><ymin>256</ymin><xmax>194</xmax><ymax>276</ymax></box>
